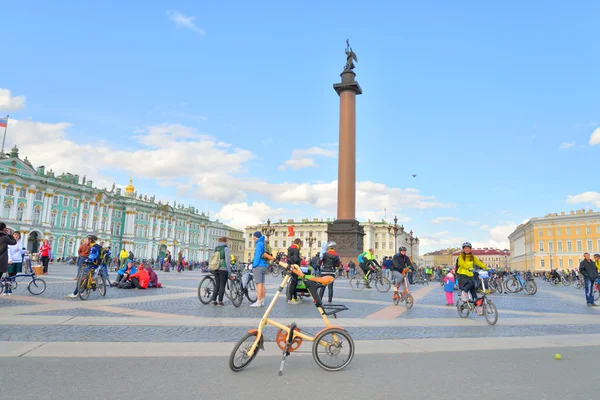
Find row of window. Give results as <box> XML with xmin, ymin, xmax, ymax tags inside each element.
<box><xmin>539</xmin><ymin>226</ymin><xmax>600</xmax><ymax>236</ymax></box>
<box><xmin>538</xmin><ymin>239</ymin><xmax>599</xmax><ymax>253</ymax></box>
<box><xmin>540</xmin><ymin>259</ymin><xmax>573</xmax><ymax>269</ymax></box>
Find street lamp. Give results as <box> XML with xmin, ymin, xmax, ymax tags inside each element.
<box><xmin>407</xmin><ymin>230</ymin><xmax>419</xmax><ymax>260</ymax></box>
<box><xmin>386</xmin><ymin>216</ymin><xmax>404</xmax><ymax>253</ymax></box>
<box><xmin>261</xmin><ymin>218</ymin><xmax>276</xmax><ymax>242</ymax></box>
<box><xmin>306</xmin><ymin>231</ymin><xmax>316</xmax><ymax>258</ymax></box>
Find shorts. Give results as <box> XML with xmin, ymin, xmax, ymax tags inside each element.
<box><xmin>253</xmin><ymin>267</ymin><xmax>267</xmax><ymax>284</ymax></box>
<box><xmin>8</xmin><ymin>262</ymin><xmax>23</xmax><ymax>274</ymax></box>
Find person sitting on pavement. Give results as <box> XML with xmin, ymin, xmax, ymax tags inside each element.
<box><xmin>147</xmin><ymin>266</ymin><xmax>161</xmax><ymax>288</ymax></box>
<box><xmin>456</xmin><ymin>242</ymin><xmax>488</xmax><ymax>303</ymax></box>
<box><xmin>129</xmin><ymin>264</ymin><xmax>150</xmax><ymax>289</ymax></box>
<box><xmin>287</xmin><ymin>238</ymin><xmax>303</xmax><ymax>305</ymax></box>
<box><xmin>113</xmin><ymin>261</ymin><xmax>138</xmax><ymax>287</ymax></box>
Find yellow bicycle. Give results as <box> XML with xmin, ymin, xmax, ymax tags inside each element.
<box><xmin>229</xmin><ymin>262</ymin><xmax>355</xmax><ymax>375</ymax></box>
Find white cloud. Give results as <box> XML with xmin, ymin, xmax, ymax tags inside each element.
<box><xmin>279</xmin><ymin>147</ymin><xmax>336</xmax><ymax>171</ymax></box>
<box><xmin>0</xmin><ymin>88</ymin><xmax>26</xmax><ymax>112</ymax></box>
<box><xmin>167</xmin><ymin>10</ymin><xmax>205</xmax><ymax>35</ymax></box>
<box><xmin>590</xmin><ymin>128</ymin><xmax>600</xmax><ymax>146</ymax></box>
<box><xmin>559</xmin><ymin>142</ymin><xmax>575</xmax><ymax>149</ymax></box>
<box><xmin>214</xmin><ymin>202</ymin><xmax>287</xmax><ymax>230</ymax></box>
<box><xmin>478</xmin><ymin>223</ymin><xmax>517</xmax><ymax>249</ymax></box>
<box><xmin>419</xmin><ymin>231</ymin><xmax>464</xmax><ymax>250</ymax></box>
<box><xmin>566</xmin><ymin>191</ymin><xmax>600</xmax><ymax>207</ymax></box>
<box><xmin>431</xmin><ymin>217</ymin><xmax>459</xmax><ymax>224</ymax></box>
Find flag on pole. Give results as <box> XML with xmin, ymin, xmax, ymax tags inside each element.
<box><xmin>0</xmin><ymin>118</ymin><xmax>7</xmax><ymax>128</ymax></box>
<box><xmin>287</xmin><ymin>226</ymin><xmax>295</xmax><ymax>237</ymax></box>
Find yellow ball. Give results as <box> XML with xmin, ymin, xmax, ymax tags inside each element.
<box><xmin>555</xmin><ymin>353</ymin><xmax>562</xmax><ymax>360</ymax></box>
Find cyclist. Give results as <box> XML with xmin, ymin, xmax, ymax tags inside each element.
<box><xmin>391</xmin><ymin>246</ymin><xmax>412</xmax><ymax>295</ymax></box>
<box><xmin>66</xmin><ymin>235</ymin><xmax>103</xmax><ymax>299</ymax></box>
<box><xmin>319</xmin><ymin>241</ymin><xmax>341</xmax><ymax>304</ymax></box>
<box><xmin>287</xmin><ymin>238</ymin><xmax>303</xmax><ymax>305</ymax></box>
<box><xmin>456</xmin><ymin>242</ymin><xmax>488</xmax><ymax>303</ymax></box>
<box><xmin>595</xmin><ymin>254</ymin><xmax>600</xmax><ymax>273</ymax></box>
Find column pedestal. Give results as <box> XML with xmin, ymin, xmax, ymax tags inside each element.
<box><xmin>327</xmin><ymin>219</ymin><xmax>364</xmax><ymax>264</ymax></box>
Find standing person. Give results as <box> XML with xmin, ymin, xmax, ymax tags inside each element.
<box><xmin>128</xmin><ymin>250</ymin><xmax>134</xmax><ymax>262</ymax></box>
<box><xmin>444</xmin><ymin>268</ymin><xmax>456</xmax><ymax>306</ymax></box>
<box><xmin>119</xmin><ymin>248</ymin><xmax>128</xmax><ymax>268</ymax></box>
<box><xmin>0</xmin><ymin>223</ymin><xmax>17</xmax><ymax>295</ymax></box>
<box><xmin>311</xmin><ymin>252</ymin><xmax>321</xmax><ymax>277</ymax></box>
<box><xmin>5</xmin><ymin>230</ymin><xmax>23</xmax><ymax>295</ymax></box>
<box><xmin>210</xmin><ymin>237</ymin><xmax>232</xmax><ymax>306</ymax></box>
<box><xmin>319</xmin><ymin>241</ymin><xmax>340</xmax><ymax>304</ymax></box>
<box><xmin>348</xmin><ymin>259</ymin><xmax>356</xmax><ymax>277</ymax></box>
<box><xmin>579</xmin><ymin>252</ymin><xmax>598</xmax><ymax>307</ymax></box>
<box><xmin>456</xmin><ymin>242</ymin><xmax>488</xmax><ymax>303</ymax></box>
<box><xmin>76</xmin><ymin>238</ymin><xmax>90</xmax><ymax>280</ymax></box>
<box><xmin>39</xmin><ymin>239</ymin><xmax>52</xmax><ymax>275</ymax></box>
<box><xmin>164</xmin><ymin>250</ymin><xmax>172</xmax><ymax>272</ymax></box>
<box><xmin>249</xmin><ymin>232</ymin><xmax>271</xmax><ymax>308</ymax></box>
<box><xmin>287</xmin><ymin>238</ymin><xmax>303</xmax><ymax>305</ymax></box>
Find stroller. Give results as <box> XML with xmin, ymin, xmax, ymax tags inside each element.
<box><xmin>286</xmin><ymin>265</ymin><xmax>315</xmax><ymax>301</ymax></box>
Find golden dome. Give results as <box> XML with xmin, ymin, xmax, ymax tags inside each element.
<box><xmin>125</xmin><ymin>177</ymin><xmax>135</xmax><ymax>194</ymax></box>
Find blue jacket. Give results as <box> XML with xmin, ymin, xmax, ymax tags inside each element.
<box><xmin>252</xmin><ymin>236</ymin><xmax>268</xmax><ymax>268</ymax></box>
<box><xmin>117</xmin><ymin>266</ymin><xmax>137</xmax><ymax>276</ymax></box>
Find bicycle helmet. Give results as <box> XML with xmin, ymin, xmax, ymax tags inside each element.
<box><xmin>594</xmin><ymin>254</ymin><xmax>600</xmax><ymax>258</ymax></box>
<box><xmin>399</xmin><ymin>246</ymin><xmax>407</xmax><ymax>252</ymax></box>
<box><xmin>326</xmin><ymin>241</ymin><xmax>337</xmax><ymax>248</ymax></box>
<box><xmin>462</xmin><ymin>242</ymin><xmax>472</xmax><ymax>248</ymax></box>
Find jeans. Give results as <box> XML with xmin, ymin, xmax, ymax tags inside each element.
<box><xmin>584</xmin><ymin>279</ymin><xmax>595</xmax><ymax>305</ymax></box>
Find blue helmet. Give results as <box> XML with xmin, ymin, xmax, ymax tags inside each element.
<box><xmin>462</xmin><ymin>242</ymin><xmax>472</xmax><ymax>249</ymax></box>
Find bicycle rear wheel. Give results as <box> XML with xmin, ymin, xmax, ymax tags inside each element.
<box><xmin>483</xmin><ymin>300</ymin><xmax>498</xmax><ymax>326</ymax></box>
<box><xmin>197</xmin><ymin>276</ymin><xmax>215</xmax><ymax>305</ymax></box>
<box><xmin>375</xmin><ymin>276</ymin><xmax>391</xmax><ymax>293</ymax></box>
<box><xmin>312</xmin><ymin>328</ymin><xmax>354</xmax><ymax>372</ymax></box>
<box><xmin>349</xmin><ymin>276</ymin><xmax>366</xmax><ymax>292</ymax></box>
<box><xmin>27</xmin><ymin>278</ymin><xmax>46</xmax><ymax>295</ymax></box>
<box><xmin>594</xmin><ymin>284</ymin><xmax>600</xmax><ymax>302</ymax></box>
<box><xmin>563</xmin><ymin>277</ymin><xmax>571</xmax><ymax>287</ymax></box>
<box><xmin>97</xmin><ymin>275</ymin><xmax>107</xmax><ymax>297</ymax></box>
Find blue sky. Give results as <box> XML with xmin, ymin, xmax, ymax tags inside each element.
<box><xmin>2</xmin><ymin>0</ymin><xmax>599</xmax><ymax>252</ymax></box>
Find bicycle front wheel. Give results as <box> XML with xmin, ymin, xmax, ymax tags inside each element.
<box><xmin>563</xmin><ymin>277</ymin><xmax>571</xmax><ymax>287</ymax></box>
<box><xmin>594</xmin><ymin>284</ymin><xmax>600</xmax><ymax>301</ymax></box>
<box><xmin>245</xmin><ymin>276</ymin><xmax>257</xmax><ymax>303</ymax></box>
<box><xmin>456</xmin><ymin>298</ymin><xmax>470</xmax><ymax>318</ymax></box>
<box><xmin>231</xmin><ymin>280</ymin><xmax>243</xmax><ymax>307</ymax></box>
<box><xmin>229</xmin><ymin>331</ymin><xmax>261</xmax><ymax>372</ymax></box>
<box><xmin>197</xmin><ymin>276</ymin><xmax>215</xmax><ymax>305</ymax></box>
<box><xmin>405</xmin><ymin>294</ymin><xmax>414</xmax><ymax>309</ymax></box>
<box><xmin>375</xmin><ymin>276</ymin><xmax>391</xmax><ymax>293</ymax></box>
<box><xmin>27</xmin><ymin>278</ymin><xmax>46</xmax><ymax>295</ymax></box>
<box><xmin>312</xmin><ymin>328</ymin><xmax>355</xmax><ymax>372</ymax></box>
<box><xmin>77</xmin><ymin>273</ymin><xmax>91</xmax><ymax>300</ymax></box>
<box><xmin>484</xmin><ymin>300</ymin><xmax>498</xmax><ymax>326</ymax></box>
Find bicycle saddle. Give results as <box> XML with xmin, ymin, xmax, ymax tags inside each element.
<box><xmin>308</xmin><ymin>276</ymin><xmax>334</xmax><ymax>285</ymax></box>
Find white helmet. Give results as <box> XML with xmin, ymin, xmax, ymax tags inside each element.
<box><xmin>326</xmin><ymin>241</ymin><xmax>337</xmax><ymax>248</ymax></box>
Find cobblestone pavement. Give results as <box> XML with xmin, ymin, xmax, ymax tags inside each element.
<box><xmin>1</xmin><ymin>264</ymin><xmax>598</xmax><ymax>344</ymax></box>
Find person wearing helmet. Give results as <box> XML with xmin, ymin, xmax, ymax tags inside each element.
<box><xmin>456</xmin><ymin>242</ymin><xmax>488</xmax><ymax>303</ymax></box>
<box><xmin>319</xmin><ymin>241</ymin><xmax>341</xmax><ymax>304</ymax></box>
<box><xmin>287</xmin><ymin>238</ymin><xmax>303</xmax><ymax>305</ymax></box>
<box><xmin>391</xmin><ymin>246</ymin><xmax>412</xmax><ymax>295</ymax></box>
<box><xmin>594</xmin><ymin>254</ymin><xmax>600</xmax><ymax>273</ymax></box>
<box><xmin>358</xmin><ymin>248</ymin><xmax>379</xmax><ymax>287</ymax></box>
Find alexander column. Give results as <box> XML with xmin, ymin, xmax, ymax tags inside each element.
<box><xmin>327</xmin><ymin>40</ymin><xmax>365</xmax><ymax>263</ymax></box>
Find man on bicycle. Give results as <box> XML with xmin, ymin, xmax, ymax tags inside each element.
<box><xmin>358</xmin><ymin>248</ymin><xmax>379</xmax><ymax>288</ymax></box>
<box><xmin>391</xmin><ymin>246</ymin><xmax>412</xmax><ymax>294</ymax></box>
<box><xmin>66</xmin><ymin>235</ymin><xmax>103</xmax><ymax>299</ymax></box>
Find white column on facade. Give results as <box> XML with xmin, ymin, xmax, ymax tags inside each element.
<box><xmin>106</xmin><ymin>205</ymin><xmax>113</xmax><ymax>235</ymax></box>
<box><xmin>42</xmin><ymin>193</ymin><xmax>52</xmax><ymax>224</ymax></box>
<box><xmin>77</xmin><ymin>198</ymin><xmax>86</xmax><ymax>230</ymax></box>
<box><xmin>185</xmin><ymin>220</ymin><xmax>190</xmax><ymax>244</ymax></box>
<box><xmin>25</xmin><ymin>188</ymin><xmax>35</xmax><ymax>222</ymax></box>
<box><xmin>97</xmin><ymin>203</ymin><xmax>104</xmax><ymax>232</ymax></box>
<box><xmin>0</xmin><ymin>185</ymin><xmax>5</xmax><ymax>210</ymax></box>
<box><xmin>124</xmin><ymin>210</ymin><xmax>135</xmax><ymax>236</ymax></box>
<box><xmin>165</xmin><ymin>218</ymin><xmax>171</xmax><ymax>239</ymax></box>
<box><xmin>87</xmin><ymin>202</ymin><xmax>96</xmax><ymax>230</ymax></box>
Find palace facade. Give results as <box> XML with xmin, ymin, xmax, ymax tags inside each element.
<box><xmin>0</xmin><ymin>146</ymin><xmax>243</xmax><ymax>261</ymax></box>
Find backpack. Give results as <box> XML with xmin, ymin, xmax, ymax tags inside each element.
<box><xmin>261</xmin><ymin>241</ymin><xmax>274</xmax><ymax>262</ymax></box>
<box><xmin>88</xmin><ymin>244</ymin><xmax>103</xmax><ymax>266</ymax></box>
<box><xmin>208</xmin><ymin>246</ymin><xmax>225</xmax><ymax>271</ymax></box>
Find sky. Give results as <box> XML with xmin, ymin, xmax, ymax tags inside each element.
<box><xmin>1</xmin><ymin>0</ymin><xmax>599</xmax><ymax>252</ymax></box>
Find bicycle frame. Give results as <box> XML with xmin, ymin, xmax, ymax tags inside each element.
<box><xmin>246</xmin><ymin>264</ymin><xmax>344</xmax><ymax>357</ymax></box>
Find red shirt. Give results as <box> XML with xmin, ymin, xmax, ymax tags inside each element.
<box><xmin>39</xmin><ymin>244</ymin><xmax>51</xmax><ymax>257</ymax></box>
<box><xmin>130</xmin><ymin>268</ymin><xmax>150</xmax><ymax>289</ymax></box>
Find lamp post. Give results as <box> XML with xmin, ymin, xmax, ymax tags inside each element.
<box><xmin>407</xmin><ymin>230</ymin><xmax>419</xmax><ymax>261</ymax></box>
<box><xmin>306</xmin><ymin>231</ymin><xmax>316</xmax><ymax>259</ymax></box>
<box><xmin>261</xmin><ymin>218</ymin><xmax>276</xmax><ymax>243</ymax></box>
<box><xmin>386</xmin><ymin>216</ymin><xmax>404</xmax><ymax>253</ymax></box>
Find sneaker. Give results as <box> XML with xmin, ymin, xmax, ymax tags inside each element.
<box><xmin>249</xmin><ymin>302</ymin><xmax>262</xmax><ymax>308</ymax></box>
<box><xmin>211</xmin><ymin>301</ymin><xmax>218</xmax><ymax>306</ymax></box>
<box><xmin>592</xmin><ymin>303</ymin><xmax>598</xmax><ymax>307</ymax></box>
<box><xmin>461</xmin><ymin>292</ymin><xmax>468</xmax><ymax>302</ymax></box>
<box><xmin>288</xmin><ymin>299</ymin><xmax>300</xmax><ymax>305</ymax></box>
<box><xmin>217</xmin><ymin>302</ymin><xmax>225</xmax><ymax>306</ymax></box>
<box><xmin>0</xmin><ymin>293</ymin><xmax>6</xmax><ymax>296</ymax></box>
<box><xmin>65</xmin><ymin>294</ymin><xmax>78</xmax><ymax>299</ymax></box>
<box><xmin>587</xmin><ymin>303</ymin><xmax>593</xmax><ymax>307</ymax></box>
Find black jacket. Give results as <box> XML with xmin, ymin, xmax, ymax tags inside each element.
<box><xmin>391</xmin><ymin>253</ymin><xmax>412</xmax><ymax>273</ymax></box>
<box><xmin>321</xmin><ymin>250</ymin><xmax>341</xmax><ymax>274</ymax></box>
<box><xmin>0</xmin><ymin>231</ymin><xmax>17</xmax><ymax>274</ymax></box>
<box><xmin>287</xmin><ymin>244</ymin><xmax>302</xmax><ymax>265</ymax></box>
<box><xmin>579</xmin><ymin>259</ymin><xmax>599</xmax><ymax>281</ymax></box>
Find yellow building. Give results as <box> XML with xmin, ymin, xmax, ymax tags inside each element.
<box><xmin>423</xmin><ymin>249</ymin><xmax>458</xmax><ymax>267</ymax></box>
<box><xmin>508</xmin><ymin>209</ymin><xmax>600</xmax><ymax>272</ymax></box>
<box><xmin>243</xmin><ymin>218</ymin><xmax>419</xmax><ymax>263</ymax></box>
<box><xmin>224</xmin><ymin>225</ymin><xmax>245</xmax><ymax>261</ymax></box>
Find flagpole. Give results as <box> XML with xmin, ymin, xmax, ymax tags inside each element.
<box><xmin>1</xmin><ymin>114</ymin><xmax>9</xmax><ymax>154</ymax></box>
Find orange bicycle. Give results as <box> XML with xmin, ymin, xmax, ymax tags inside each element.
<box><xmin>229</xmin><ymin>262</ymin><xmax>355</xmax><ymax>375</ymax></box>
<box><xmin>392</xmin><ymin>271</ymin><xmax>414</xmax><ymax>308</ymax></box>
